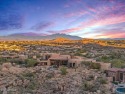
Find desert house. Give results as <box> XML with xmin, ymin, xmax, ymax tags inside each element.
<box><xmin>106</xmin><ymin>68</ymin><xmax>125</xmax><ymax>82</ymax></box>
<box><xmin>37</xmin><ymin>53</ymin><xmax>82</xmax><ymax>68</ymax></box>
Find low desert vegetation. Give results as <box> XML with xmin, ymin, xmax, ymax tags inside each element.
<box><xmin>60</xmin><ymin>67</ymin><xmax>68</xmax><ymax>75</ymax></box>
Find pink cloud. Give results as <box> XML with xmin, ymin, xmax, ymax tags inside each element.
<box><xmin>59</xmin><ymin>14</ymin><xmax>125</xmax><ymax>35</ymax></box>
<box><xmin>95</xmin><ymin>31</ymin><xmax>125</xmax><ymax>38</ymax></box>
<box><xmin>83</xmin><ymin>15</ymin><xmax>125</xmax><ymax>27</ymax></box>
<box><xmin>60</xmin><ymin>27</ymin><xmax>81</xmax><ymax>33</ymax></box>
<box><xmin>57</xmin><ymin>13</ymin><xmax>125</xmax><ymax>34</ymax></box>
<box><xmin>56</xmin><ymin>0</ymin><xmax>125</xmax><ymax>39</ymax></box>
<box><xmin>95</xmin><ymin>32</ymin><xmax>125</xmax><ymax>38</ymax></box>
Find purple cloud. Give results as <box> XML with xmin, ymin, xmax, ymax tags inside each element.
<box><xmin>31</xmin><ymin>22</ymin><xmax>55</xmax><ymax>31</ymax></box>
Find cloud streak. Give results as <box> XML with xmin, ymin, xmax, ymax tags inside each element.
<box><xmin>31</xmin><ymin>22</ymin><xmax>55</xmax><ymax>31</ymax></box>
<box><xmin>58</xmin><ymin>0</ymin><xmax>125</xmax><ymax>38</ymax></box>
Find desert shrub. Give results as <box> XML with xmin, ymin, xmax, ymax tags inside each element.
<box><xmin>9</xmin><ymin>59</ymin><xmax>25</xmax><ymax>65</ymax></box>
<box><xmin>74</xmin><ymin>52</ymin><xmax>82</xmax><ymax>56</ymax></box>
<box><xmin>81</xmin><ymin>61</ymin><xmax>91</xmax><ymax>67</ymax></box>
<box><xmin>99</xmin><ymin>77</ymin><xmax>107</xmax><ymax>84</ymax></box>
<box><xmin>82</xmin><ymin>82</ymin><xmax>94</xmax><ymax>91</ymax></box>
<box><xmin>96</xmin><ymin>54</ymin><xmax>125</xmax><ymax>68</ymax></box>
<box><xmin>86</xmin><ymin>75</ymin><xmax>94</xmax><ymax>81</ymax></box>
<box><xmin>112</xmin><ymin>81</ymin><xmax>119</xmax><ymax>85</ymax></box>
<box><xmin>81</xmin><ymin>62</ymin><xmax>101</xmax><ymax>69</ymax></box>
<box><xmin>90</xmin><ymin>63</ymin><xmax>101</xmax><ymax>69</ymax></box>
<box><xmin>46</xmin><ymin>72</ymin><xmax>54</xmax><ymax>79</ymax></box>
<box><xmin>111</xmin><ymin>59</ymin><xmax>125</xmax><ymax>68</ymax></box>
<box><xmin>74</xmin><ymin>49</ymin><xmax>85</xmax><ymax>56</ymax></box>
<box><xmin>23</xmin><ymin>72</ymin><xmax>34</xmax><ymax>78</ymax></box>
<box><xmin>27</xmin><ymin>81</ymin><xmax>36</xmax><ymax>90</ymax></box>
<box><xmin>60</xmin><ymin>67</ymin><xmax>68</xmax><ymax>75</ymax></box>
<box><xmin>0</xmin><ymin>57</ymin><xmax>7</xmax><ymax>64</ymax></box>
<box><xmin>25</xmin><ymin>59</ymin><xmax>37</xmax><ymax>67</ymax></box>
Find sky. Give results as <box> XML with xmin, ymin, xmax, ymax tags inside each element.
<box><xmin>0</xmin><ymin>0</ymin><xmax>125</xmax><ymax>38</ymax></box>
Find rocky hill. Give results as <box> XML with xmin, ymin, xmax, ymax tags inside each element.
<box><xmin>0</xmin><ymin>63</ymin><xmax>111</xmax><ymax>94</ymax></box>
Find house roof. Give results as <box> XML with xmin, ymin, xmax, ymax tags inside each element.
<box><xmin>49</xmin><ymin>55</ymin><xmax>70</xmax><ymax>60</ymax></box>
<box><xmin>68</xmin><ymin>58</ymin><xmax>82</xmax><ymax>63</ymax></box>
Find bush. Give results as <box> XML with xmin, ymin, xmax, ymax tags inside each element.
<box><xmin>112</xmin><ymin>81</ymin><xmax>119</xmax><ymax>85</ymax></box>
<box><xmin>23</xmin><ymin>72</ymin><xmax>34</xmax><ymax>78</ymax></box>
<box><xmin>74</xmin><ymin>52</ymin><xmax>82</xmax><ymax>56</ymax></box>
<box><xmin>81</xmin><ymin>62</ymin><xmax>101</xmax><ymax>69</ymax></box>
<box><xmin>82</xmin><ymin>82</ymin><xmax>94</xmax><ymax>91</ymax></box>
<box><xmin>10</xmin><ymin>59</ymin><xmax>25</xmax><ymax>65</ymax></box>
<box><xmin>60</xmin><ymin>67</ymin><xmax>68</xmax><ymax>75</ymax></box>
<box><xmin>46</xmin><ymin>72</ymin><xmax>54</xmax><ymax>79</ymax></box>
<box><xmin>96</xmin><ymin>54</ymin><xmax>125</xmax><ymax>68</ymax></box>
<box><xmin>90</xmin><ymin>63</ymin><xmax>101</xmax><ymax>69</ymax></box>
<box><xmin>111</xmin><ymin>59</ymin><xmax>125</xmax><ymax>68</ymax></box>
<box><xmin>27</xmin><ymin>81</ymin><xmax>36</xmax><ymax>90</ymax></box>
<box><xmin>81</xmin><ymin>61</ymin><xmax>91</xmax><ymax>67</ymax></box>
<box><xmin>0</xmin><ymin>57</ymin><xmax>7</xmax><ymax>64</ymax></box>
<box><xmin>87</xmin><ymin>75</ymin><xmax>94</xmax><ymax>81</ymax></box>
<box><xmin>99</xmin><ymin>78</ymin><xmax>107</xmax><ymax>84</ymax></box>
<box><xmin>25</xmin><ymin>59</ymin><xmax>37</xmax><ymax>67</ymax></box>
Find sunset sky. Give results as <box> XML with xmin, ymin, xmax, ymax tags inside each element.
<box><xmin>0</xmin><ymin>0</ymin><xmax>125</xmax><ymax>38</ymax></box>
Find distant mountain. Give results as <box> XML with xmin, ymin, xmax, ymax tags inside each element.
<box><xmin>0</xmin><ymin>33</ymin><xmax>82</xmax><ymax>40</ymax></box>
<box><xmin>45</xmin><ymin>33</ymin><xmax>81</xmax><ymax>40</ymax></box>
<box><xmin>99</xmin><ymin>38</ymin><xmax>125</xmax><ymax>40</ymax></box>
<box><xmin>9</xmin><ymin>32</ymin><xmax>41</xmax><ymax>36</ymax></box>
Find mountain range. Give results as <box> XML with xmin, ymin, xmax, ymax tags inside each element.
<box><xmin>0</xmin><ymin>32</ymin><xmax>125</xmax><ymax>40</ymax></box>
<box><xmin>0</xmin><ymin>33</ymin><xmax>82</xmax><ymax>40</ymax></box>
